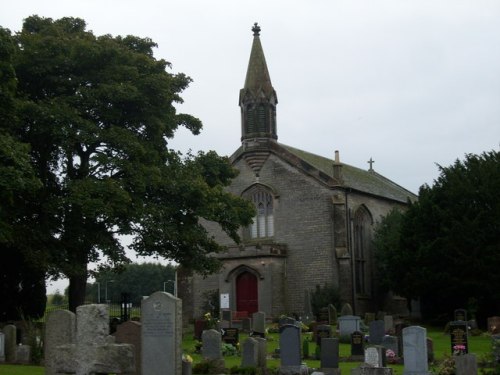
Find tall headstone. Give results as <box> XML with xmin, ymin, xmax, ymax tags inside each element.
<box><xmin>201</xmin><ymin>329</ymin><xmax>222</xmax><ymax>361</ymax></box>
<box><xmin>0</xmin><ymin>332</ymin><xmax>4</xmax><ymax>362</ymax></box>
<box><xmin>252</xmin><ymin>311</ymin><xmax>266</xmax><ymax>338</ymax></box>
<box><xmin>455</xmin><ymin>353</ymin><xmax>478</xmax><ymax>375</ymax></box>
<box><xmin>402</xmin><ymin>326</ymin><xmax>430</xmax><ymax>375</ymax></box>
<box><xmin>142</xmin><ymin>292</ymin><xmax>182</xmax><ymax>375</ymax></box>
<box><xmin>450</xmin><ymin>320</ymin><xmax>469</xmax><ymax>354</ymax></box>
<box><xmin>384</xmin><ymin>315</ymin><xmax>394</xmax><ymax>332</ymax></box>
<box><xmin>45</xmin><ymin>310</ymin><xmax>76</xmax><ymax>375</ymax></box>
<box><xmin>340</xmin><ymin>303</ymin><xmax>353</xmax><ymax>316</ymax></box>
<box><xmin>328</xmin><ymin>304</ymin><xmax>338</xmax><ymax>325</ymax></box>
<box><xmin>321</xmin><ymin>338</ymin><xmax>340</xmax><ymax>374</ymax></box>
<box><xmin>279</xmin><ymin>324</ymin><xmax>302</xmax><ymax>367</ymax></box>
<box><xmin>3</xmin><ymin>325</ymin><xmax>16</xmax><ymax>363</ymax></box>
<box><xmin>114</xmin><ymin>320</ymin><xmax>142</xmax><ymax>375</ymax></box>
<box><xmin>351</xmin><ymin>331</ymin><xmax>364</xmax><ymax>357</ymax></box>
<box><xmin>255</xmin><ymin>337</ymin><xmax>267</xmax><ymax>369</ymax></box>
<box><xmin>369</xmin><ymin>320</ymin><xmax>385</xmax><ymax>345</ymax></box>
<box><xmin>338</xmin><ymin>315</ymin><xmax>361</xmax><ymax>337</ymax></box>
<box><xmin>241</xmin><ymin>337</ymin><xmax>259</xmax><ymax>367</ymax></box>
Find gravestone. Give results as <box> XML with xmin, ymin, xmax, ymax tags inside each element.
<box><xmin>279</xmin><ymin>323</ymin><xmax>302</xmax><ymax>367</ymax></box>
<box><xmin>255</xmin><ymin>337</ymin><xmax>267</xmax><ymax>368</ymax></box>
<box><xmin>252</xmin><ymin>311</ymin><xmax>266</xmax><ymax>338</ymax></box>
<box><xmin>351</xmin><ymin>366</ymin><xmax>394</xmax><ymax>375</ymax></box>
<box><xmin>316</xmin><ymin>325</ymin><xmax>332</xmax><ymax>347</ymax></box>
<box><xmin>454</xmin><ymin>308</ymin><xmax>467</xmax><ymax>322</ymax></box>
<box><xmin>0</xmin><ymin>332</ymin><xmax>4</xmax><ymax>362</ymax></box>
<box><xmin>488</xmin><ymin>316</ymin><xmax>500</xmax><ymax>334</ymax></box>
<box><xmin>114</xmin><ymin>321</ymin><xmax>142</xmax><ymax>375</ymax></box>
<box><xmin>365</xmin><ymin>346</ymin><xmax>386</xmax><ymax>368</ymax></box>
<box><xmin>384</xmin><ymin>315</ymin><xmax>394</xmax><ymax>332</ymax></box>
<box><xmin>381</xmin><ymin>336</ymin><xmax>399</xmax><ymax>357</ymax></box>
<box><xmin>15</xmin><ymin>345</ymin><xmax>31</xmax><ymax>364</ymax></box>
<box><xmin>45</xmin><ymin>309</ymin><xmax>76</xmax><ymax>375</ymax></box>
<box><xmin>222</xmin><ymin>327</ymin><xmax>239</xmax><ymax>346</ymax></box>
<box><xmin>351</xmin><ymin>331</ymin><xmax>364</xmax><ymax>357</ymax></box>
<box><xmin>202</xmin><ymin>329</ymin><xmax>223</xmax><ymax>361</ymax></box>
<box><xmin>242</xmin><ymin>317</ymin><xmax>252</xmax><ymax>332</ymax></box>
<box><xmin>340</xmin><ymin>303</ymin><xmax>353</xmax><ymax>316</ymax></box>
<box><xmin>241</xmin><ymin>337</ymin><xmax>259</xmax><ymax>367</ymax></box>
<box><xmin>402</xmin><ymin>326</ymin><xmax>430</xmax><ymax>375</ymax></box>
<box><xmin>338</xmin><ymin>315</ymin><xmax>362</xmax><ymax>337</ymax></box>
<box><xmin>455</xmin><ymin>353</ymin><xmax>478</xmax><ymax>375</ymax></box>
<box><xmin>320</xmin><ymin>338</ymin><xmax>340</xmax><ymax>374</ymax></box>
<box><xmin>3</xmin><ymin>325</ymin><xmax>16</xmax><ymax>363</ymax></box>
<box><xmin>142</xmin><ymin>291</ymin><xmax>182</xmax><ymax>375</ymax></box>
<box><xmin>328</xmin><ymin>304</ymin><xmax>338</xmax><ymax>325</ymax></box>
<box><xmin>450</xmin><ymin>321</ymin><xmax>469</xmax><ymax>354</ymax></box>
<box><xmin>369</xmin><ymin>320</ymin><xmax>385</xmax><ymax>345</ymax></box>
<box><xmin>50</xmin><ymin>304</ymin><xmax>135</xmax><ymax>375</ymax></box>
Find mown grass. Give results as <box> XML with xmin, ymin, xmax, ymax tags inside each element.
<box><xmin>0</xmin><ymin>324</ymin><xmax>494</xmax><ymax>374</ymax></box>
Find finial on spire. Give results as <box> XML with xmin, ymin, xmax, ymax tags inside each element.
<box><xmin>252</xmin><ymin>22</ymin><xmax>261</xmax><ymax>36</ymax></box>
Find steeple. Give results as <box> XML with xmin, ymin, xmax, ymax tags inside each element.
<box><xmin>239</xmin><ymin>23</ymin><xmax>278</xmax><ymax>145</ymax></box>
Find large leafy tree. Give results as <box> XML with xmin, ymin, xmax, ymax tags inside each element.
<box><xmin>9</xmin><ymin>16</ymin><xmax>254</xmax><ymax>312</ymax></box>
<box><xmin>375</xmin><ymin>150</ymin><xmax>500</xmax><ymax>322</ymax></box>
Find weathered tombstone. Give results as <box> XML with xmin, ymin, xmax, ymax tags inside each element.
<box><xmin>381</xmin><ymin>335</ymin><xmax>399</xmax><ymax>357</ymax></box>
<box><xmin>488</xmin><ymin>316</ymin><xmax>500</xmax><ymax>334</ymax></box>
<box><xmin>316</xmin><ymin>325</ymin><xmax>332</xmax><ymax>347</ymax></box>
<box><xmin>369</xmin><ymin>320</ymin><xmax>385</xmax><ymax>345</ymax></box>
<box><xmin>0</xmin><ymin>332</ymin><xmax>5</xmax><ymax>362</ymax></box>
<box><xmin>201</xmin><ymin>329</ymin><xmax>223</xmax><ymax>361</ymax></box>
<box><xmin>241</xmin><ymin>337</ymin><xmax>259</xmax><ymax>367</ymax></box>
<box><xmin>340</xmin><ymin>303</ymin><xmax>353</xmax><ymax>316</ymax></box>
<box><xmin>252</xmin><ymin>311</ymin><xmax>266</xmax><ymax>338</ymax></box>
<box><xmin>402</xmin><ymin>326</ymin><xmax>430</xmax><ymax>375</ymax></box>
<box><xmin>338</xmin><ymin>315</ymin><xmax>362</xmax><ymax>337</ymax></box>
<box><xmin>15</xmin><ymin>345</ymin><xmax>31</xmax><ymax>364</ymax></box>
<box><xmin>3</xmin><ymin>325</ymin><xmax>16</xmax><ymax>363</ymax></box>
<box><xmin>351</xmin><ymin>331</ymin><xmax>364</xmax><ymax>357</ymax></box>
<box><xmin>194</xmin><ymin>319</ymin><xmax>207</xmax><ymax>340</ymax></box>
<box><xmin>45</xmin><ymin>310</ymin><xmax>76</xmax><ymax>375</ymax></box>
<box><xmin>255</xmin><ymin>337</ymin><xmax>267</xmax><ymax>369</ymax></box>
<box><xmin>365</xmin><ymin>346</ymin><xmax>386</xmax><ymax>368</ymax></box>
<box><xmin>454</xmin><ymin>308</ymin><xmax>467</xmax><ymax>322</ymax></box>
<box><xmin>51</xmin><ymin>304</ymin><xmax>135</xmax><ymax>375</ymax></box>
<box><xmin>328</xmin><ymin>304</ymin><xmax>338</xmax><ymax>325</ymax></box>
<box><xmin>114</xmin><ymin>320</ymin><xmax>142</xmax><ymax>375</ymax></box>
<box><xmin>455</xmin><ymin>353</ymin><xmax>478</xmax><ymax>375</ymax></box>
<box><xmin>321</xmin><ymin>338</ymin><xmax>340</xmax><ymax>374</ymax></box>
<box><xmin>222</xmin><ymin>327</ymin><xmax>239</xmax><ymax>346</ymax></box>
<box><xmin>384</xmin><ymin>315</ymin><xmax>394</xmax><ymax>332</ymax></box>
<box><xmin>242</xmin><ymin>317</ymin><xmax>252</xmax><ymax>332</ymax></box>
<box><xmin>142</xmin><ymin>291</ymin><xmax>182</xmax><ymax>375</ymax></box>
<box><xmin>279</xmin><ymin>323</ymin><xmax>302</xmax><ymax>368</ymax></box>
<box><xmin>450</xmin><ymin>320</ymin><xmax>469</xmax><ymax>354</ymax></box>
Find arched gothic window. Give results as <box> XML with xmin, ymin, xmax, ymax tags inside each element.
<box><xmin>353</xmin><ymin>205</ymin><xmax>372</xmax><ymax>295</ymax></box>
<box><xmin>248</xmin><ymin>189</ymin><xmax>274</xmax><ymax>239</ymax></box>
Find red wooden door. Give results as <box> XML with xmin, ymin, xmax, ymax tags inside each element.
<box><xmin>236</xmin><ymin>272</ymin><xmax>258</xmax><ymax>315</ymax></box>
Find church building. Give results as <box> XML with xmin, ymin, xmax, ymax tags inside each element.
<box><xmin>179</xmin><ymin>23</ymin><xmax>416</xmax><ymax>321</ymax></box>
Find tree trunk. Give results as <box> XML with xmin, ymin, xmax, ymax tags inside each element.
<box><xmin>68</xmin><ymin>272</ymin><xmax>88</xmax><ymax>312</ymax></box>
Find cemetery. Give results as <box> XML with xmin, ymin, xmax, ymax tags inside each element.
<box><xmin>0</xmin><ymin>297</ymin><xmax>498</xmax><ymax>375</ymax></box>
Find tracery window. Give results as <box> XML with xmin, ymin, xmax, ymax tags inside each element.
<box><xmin>249</xmin><ymin>189</ymin><xmax>274</xmax><ymax>239</ymax></box>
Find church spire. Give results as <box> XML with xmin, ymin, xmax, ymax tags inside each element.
<box><xmin>239</xmin><ymin>23</ymin><xmax>278</xmax><ymax>145</ymax></box>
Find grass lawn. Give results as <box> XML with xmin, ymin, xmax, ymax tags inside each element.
<box><xmin>0</xmin><ymin>324</ymin><xmax>494</xmax><ymax>374</ymax></box>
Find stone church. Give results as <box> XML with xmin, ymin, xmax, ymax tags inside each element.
<box><xmin>179</xmin><ymin>23</ymin><xmax>416</xmax><ymax>321</ymax></box>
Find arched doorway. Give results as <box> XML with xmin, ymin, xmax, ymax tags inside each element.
<box><xmin>236</xmin><ymin>271</ymin><xmax>258</xmax><ymax>315</ymax></box>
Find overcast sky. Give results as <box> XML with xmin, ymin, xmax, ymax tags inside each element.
<box><xmin>2</xmin><ymin>1</ymin><xmax>499</xmax><ymax>293</ymax></box>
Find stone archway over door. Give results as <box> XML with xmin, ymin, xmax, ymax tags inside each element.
<box><xmin>236</xmin><ymin>271</ymin><xmax>258</xmax><ymax>315</ymax></box>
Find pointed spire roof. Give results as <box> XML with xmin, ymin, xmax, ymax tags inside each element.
<box><xmin>243</xmin><ymin>23</ymin><xmax>275</xmax><ymax>99</ymax></box>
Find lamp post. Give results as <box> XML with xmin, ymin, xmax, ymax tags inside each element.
<box><xmin>105</xmin><ymin>280</ymin><xmax>114</xmax><ymax>304</ymax></box>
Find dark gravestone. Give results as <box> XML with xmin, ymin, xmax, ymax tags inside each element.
<box><xmin>321</xmin><ymin>338</ymin><xmax>340</xmax><ymax>370</ymax></box>
<box><xmin>369</xmin><ymin>320</ymin><xmax>385</xmax><ymax>345</ymax></box>
<box><xmin>315</xmin><ymin>325</ymin><xmax>332</xmax><ymax>347</ymax></box>
<box><xmin>279</xmin><ymin>324</ymin><xmax>301</xmax><ymax>367</ymax></box>
<box><xmin>450</xmin><ymin>321</ymin><xmax>469</xmax><ymax>354</ymax></box>
<box><xmin>454</xmin><ymin>308</ymin><xmax>467</xmax><ymax>322</ymax></box>
<box><xmin>114</xmin><ymin>321</ymin><xmax>142</xmax><ymax>375</ymax></box>
<box><xmin>222</xmin><ymin>328</ymin><xmax>239</xmax><ymax>346</ymax></box>
<box><xmin>351</xmin><ymin>331</ymin><xmax>364</xmax><ymax>356</ymax></box>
